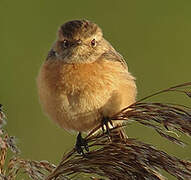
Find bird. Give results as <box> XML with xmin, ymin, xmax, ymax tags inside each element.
<box><xmin>37</xmin><ymin>19</ymin><xmax>137</xmax><ymax>155</ymax></box>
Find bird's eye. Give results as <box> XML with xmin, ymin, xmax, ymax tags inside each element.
<box><xmin>91</xmin><ymin>39</ymin><xmax>96</xmax><ymax>47</ymax></box>
<box><xmin>61</xmin><ymin>40</ymin><xmax>70</xmax><ymax>49</ymax></box>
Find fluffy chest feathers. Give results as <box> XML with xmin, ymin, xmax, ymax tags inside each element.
<box><xmin>37</xmin><ymin>59</ymin><xmax>136</xmax><ymax>131</ymax></box>
<box><xmin>40</xmin><ymin>59</ymin><xmax>127</xmax><ymax>105</ymax></box>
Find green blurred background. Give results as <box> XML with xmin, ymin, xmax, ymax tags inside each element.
<box><xmin>1</xmin><ymin>0</ymin><xmax>191</xmax><ymax>179</ymax></box>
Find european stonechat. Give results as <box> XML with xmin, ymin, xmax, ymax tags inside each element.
<box><xmin>37</xmin><ymin>20</ymin><xmax>137</xmax><ymax>154</ymax></box>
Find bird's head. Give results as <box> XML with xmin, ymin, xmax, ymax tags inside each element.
<box><xmin>49</xmin><ymin>20</ymin><xmax>109</xmax><ymax>63</ymax></box>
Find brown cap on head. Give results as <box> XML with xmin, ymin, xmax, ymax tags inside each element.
<box><xmin>58</xmin><ymin>20</ymin><xmax>102</xmax><ymax>40</ymax></box>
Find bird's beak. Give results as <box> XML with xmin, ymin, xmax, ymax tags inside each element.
<box><xmin>76</xmin><ymin>39</ymin><xmax>82</xmax><ymax>45</ymax></box>
<box><xmin>71</xmin><ymin>39</ymin><xmax>82</xmax><ymax>48</ymax></box>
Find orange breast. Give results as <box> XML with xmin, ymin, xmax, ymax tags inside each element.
<box><xmin>37</xmin><ymin>59</ymin><xmax>136</xmax><ymax>132</ymax></box>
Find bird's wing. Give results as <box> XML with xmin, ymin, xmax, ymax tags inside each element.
<box><xmin>101</xmin><ymin>49</ymin><xmax>128</xmax><ymax>70</ymax></box>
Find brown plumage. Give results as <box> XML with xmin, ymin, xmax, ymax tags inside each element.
<box><xmin>37</xmin><ymin>19</ymin><xmax>137</xmax><ymax>145</ymax></box>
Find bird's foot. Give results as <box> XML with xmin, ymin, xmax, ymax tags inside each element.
<box><xmin>75</xmin><ymin>132</ymin><xmax>89</xmax><ymax>156</ymax></box>
<box><xmin>101</xmin><ymin>116</ymin><xmax>113</xmax><ymax>139</ymax></box>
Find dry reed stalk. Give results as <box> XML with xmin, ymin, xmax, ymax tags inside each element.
<box><xmin>46</xmin><ymin>128</ymin><xmax>191</xmax><ymax>180</ymax></box>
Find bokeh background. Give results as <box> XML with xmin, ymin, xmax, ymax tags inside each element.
<box><xmin>1</xmin><ymin>1</ymin><xmax>191</xmax><ymax>179</ymax></box>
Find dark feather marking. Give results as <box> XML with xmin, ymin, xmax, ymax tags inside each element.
<box><xmin>60</xmin><ymin>20</ymin><xmax>83</xmax><ymax>39</ymax></box>
<box><xmin>60</xmin><ymin>20</ymin><xmax>99</xmax><ymax>40</ymax></box>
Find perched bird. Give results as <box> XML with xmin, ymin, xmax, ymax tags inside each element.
<box><xmin>37</xmin><ymin>19</ymin><xmax>137</xmax><ymax>154</ymax></box>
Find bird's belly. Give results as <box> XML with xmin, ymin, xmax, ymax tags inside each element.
<box><xmin>38</xmin><ymin>81</ymin><xmax>122</xmax><ymax>132</ymax></box>
<box><xmin>37</xmin><ymin>60</ymin><xmax>136</xmax><ymax>132</ymax></box>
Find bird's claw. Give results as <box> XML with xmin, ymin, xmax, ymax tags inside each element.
<box><xmin>101</xmin><ymin>116</ymin><xmax>113</xmax><ymax>138</ymax></box>
<box><xmin>75</xmin><ymin>132</ymin><xmax>89</xmax><ymax>156</ymax></box>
